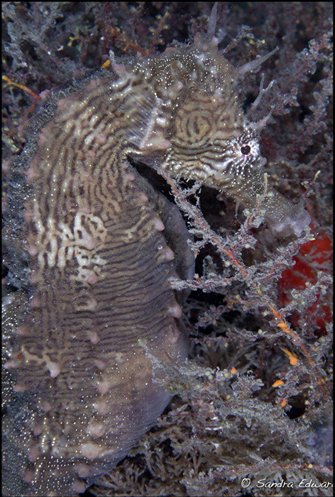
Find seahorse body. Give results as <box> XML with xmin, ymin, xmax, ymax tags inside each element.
<box><xmin>3</xmin><ymin>58</ymin><xmax>192</xmax><ymax>497</ymax></box>
<box><xmin>3</xmin><ymin>36</ymin><xmax>310</xmax><ymax>496</ymax></box>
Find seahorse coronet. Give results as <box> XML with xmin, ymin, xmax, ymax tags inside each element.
<box><xmin>3</xmin><ymin>26</ymin><xmax>311</xmax><ymax>497</ymax></box>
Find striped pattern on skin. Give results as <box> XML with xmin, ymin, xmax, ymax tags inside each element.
<box><xmin>3</xmin><ymin>36</ymin><xmax>310</xmax><ymax>496</ymax></box>
<box><xmin>3</xmin><ymin>72</ymin><xmax>187</xmax><ymax>496</ymax></box>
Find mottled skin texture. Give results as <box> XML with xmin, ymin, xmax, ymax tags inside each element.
<box><xmin>3</xmin><ymin>37</ymin><xmax>310</xmax><ymax>496</ymax></box>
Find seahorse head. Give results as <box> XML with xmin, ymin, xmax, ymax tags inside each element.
<box><xmin>127</xmin><ymin>38</ymin><xmax>263</xmax><ymax>184</ymax></box>
<box><xmin>124</xmin><ymin>37</ymin><xmax>310</xmax><ymax>238</ymax></box>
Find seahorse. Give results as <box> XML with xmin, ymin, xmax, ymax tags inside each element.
<box><xmin>2</xmin><ymin>20</ymin><xmax>311</xmax><ymax>497</ymax></box>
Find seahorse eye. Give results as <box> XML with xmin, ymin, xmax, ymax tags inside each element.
<box><xmin>241</xmin><ymin>145</ymin><xmax>251</xmax><ymax>155</ymax></box>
